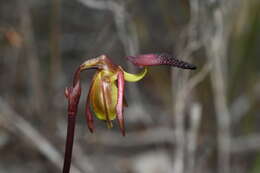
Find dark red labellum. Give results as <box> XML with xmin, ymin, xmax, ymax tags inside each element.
<box><xmin>127</xmin><ymin>53</ymin><xmax>196</xmax><ymax>70</ymax></box>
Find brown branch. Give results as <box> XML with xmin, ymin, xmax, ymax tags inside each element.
<box><xmin>231</xmin><ymin>135</ymin><xmax>260</xmax><ymax>153</ymax></box>
<box><xmin>18</xmin><ymin>2</ymin><xmax>45</xmax><ymax>114</ymax></box>
<box><xmin>50</xmin><ymin>0</ymin><xmax>62</xmax><ymax>91</ymax></box>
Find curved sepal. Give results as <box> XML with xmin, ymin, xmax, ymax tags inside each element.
<box><xmin>116</xmin><ymin>70</ymin><xmax>126</xmax><ymax>136</ymax></box>
<box><xmin>85</xmin><ymin>79</ymin><xmax>95</xmax><ymax>133</ymax></box>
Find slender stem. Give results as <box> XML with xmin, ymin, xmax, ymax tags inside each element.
<box><xmin>63</xmin><ymin>115</ymin><xmax>76</xmax><ymax>173</ymax></box>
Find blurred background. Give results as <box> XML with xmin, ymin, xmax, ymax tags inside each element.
<box><xmin>0</xmin><ymin>0</ymin><xmax>259</xmax><ymax>173</ymax></box>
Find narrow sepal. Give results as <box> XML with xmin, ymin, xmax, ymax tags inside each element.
<box><xmin>116</xmin><ymin>70</ymin><xmax>126</xmax><ymax>136</ymax></box>
<box><xmin>127</xmin><ymin>53</ymin><xmax>196</xmax><ymax>70</ymax></box>
<box><xmin>85</xmin><ymin>81</ymin><xmax>95</xmax><ymax>133</ymax></box>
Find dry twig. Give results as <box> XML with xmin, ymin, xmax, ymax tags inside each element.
<box><xmin>0</xmin><ymin>97</ymin><xmax>84</xmax><ymax>173</ymax></box>
<box><xmin>187</xmin><ymin>103</ymin><xmax>202</xmax><ymax>173</ymax></box>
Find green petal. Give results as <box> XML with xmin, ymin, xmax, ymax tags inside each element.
<box><xmin>123</xmin><ymin>67</ymin><xmax>148</xmax><ymax>82</ymax></box>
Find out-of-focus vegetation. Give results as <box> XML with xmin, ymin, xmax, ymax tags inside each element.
<box><xmin>0</xmin><ymin>0</ymin><xmax>259</xmax><ymax>173</ymax></box>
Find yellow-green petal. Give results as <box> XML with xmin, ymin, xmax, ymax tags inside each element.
<box><xmin>123</xmin><ymin>67</ymin><xmax>148</xmax><ymax>82</ymax></box>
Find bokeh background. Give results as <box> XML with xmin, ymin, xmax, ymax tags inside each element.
<box><xmin>0</xmin><ymin>0</ymin><xmax>259</xmax><ymax>173</ymax></box>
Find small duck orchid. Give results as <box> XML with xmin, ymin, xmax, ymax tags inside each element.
<box><xmin>63</xmin><ymin>53</ymin><xmax>196</xmax><ymax>173</ymax></box>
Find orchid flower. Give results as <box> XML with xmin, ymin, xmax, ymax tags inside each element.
<box><xmin>63</xmin><ymin>53</ymin><xmax>196</xmax><ymax>173</ymax></box>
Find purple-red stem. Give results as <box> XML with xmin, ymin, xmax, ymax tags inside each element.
<box><xmin>62</xmin><ymin>115</ymin><xmax>76</xmax><ymax>173</ymax></box>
